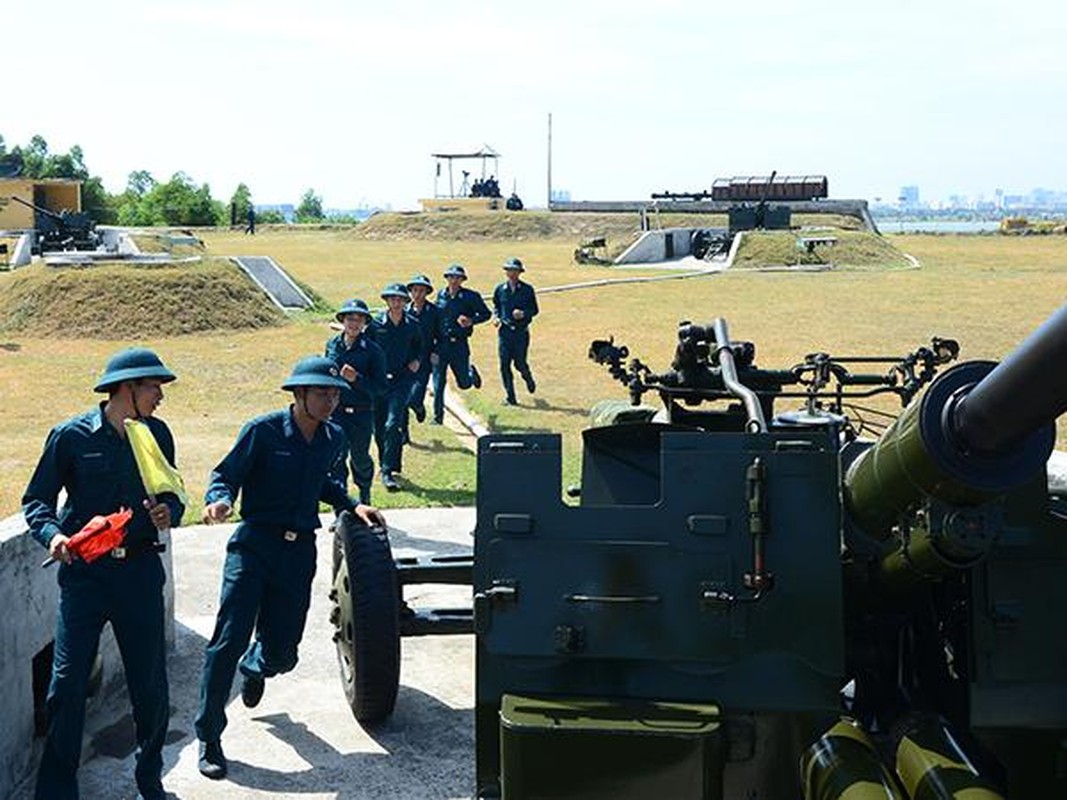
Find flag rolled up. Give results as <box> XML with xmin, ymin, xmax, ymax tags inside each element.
<box><xmin>124</xmin><ymin>419</ymin><xmax>187</xmax><ymax>506</ymax></box>
<box><xmin>41</xmin><ymin>507</ymin><xmax>132</xmax><ymax>567</ymax></box>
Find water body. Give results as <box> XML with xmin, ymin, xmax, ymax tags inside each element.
<box><xmin>871</xmin><ymin>219</ymin><xmax>1001</xmax><ymax>234</ymax></box>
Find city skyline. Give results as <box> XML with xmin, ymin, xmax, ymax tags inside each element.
<box><xmin>5</xmin><ymin>0</ymin><xmax>1065</xmax><ymax>211</ymax></box>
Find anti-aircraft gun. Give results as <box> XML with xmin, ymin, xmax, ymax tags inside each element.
<box><xmin>9</xmin><ymin>195</ymin><xmax>99</xmax><ymax>253</ymax></box>
<box><xmin>329</xmin><ymin>305</ymin><xmax>1067</xmax><ymax>799</ymax></box>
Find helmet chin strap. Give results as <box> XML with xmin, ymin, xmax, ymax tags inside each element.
<box><xmin>297</xmin><ymin>388</ymin><xmax>324</xmax><ymax>422</ymax></box>
<box><xmin>128</xmin><ymin>382</ymin><xmax>145</xmax><ymax>421</ymax></box>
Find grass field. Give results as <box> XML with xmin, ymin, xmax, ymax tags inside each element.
<box><xmin>1</xmin><ymin>221</ymin><xmax>1064</xmax><ymax>524</ymax></box>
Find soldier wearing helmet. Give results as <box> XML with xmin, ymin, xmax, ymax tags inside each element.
<box><xmin>325</xmin><ymin>298</ymin><xmax>387</xmax><ymax>504</ymax></box>
<box><xmin>404</xmin><ymin>273</ymin><xmax>440</xmax><ymax>430</ymax></box>
<box><xmin>368</xmin><ymin>283</ymin><xmax>423</xmax><ymax>491</ymax></box>
<box><xmin>432</xmin><ymin>263</ymin><xmax>491</xmax><ymax>424</ymax></box>
<box><xmin>195</xmin><ymin>356</ymin><xmax>385</xmax><ymax>780</ymax></box>
<box><xmin>492</xmin><ymin>256</ymin><xmax>539</xmax><ymax>405</ymax></box>
<box><xmin>23</xmin><ymin>347</ymin><xmax>185</xmax><ymax>800</ymax></box>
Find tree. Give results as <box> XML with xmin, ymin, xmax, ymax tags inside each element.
<box><xmin>81</xmin><ymin>176</ymin><xmax>117</xmax><ymax>224</ymax></box>
<box><xmin>255</xmin><ymin>208</ymin><xmax>286</xmax><ymax>224</ymax></box>
<box><xmin>115</xmin><ymin>171</ymin><xmax>225</xmax><ymax>227</ymax></box>
<box><xmin>127</xmin><ymin>170</ymin><xmax>156</xmax><ymax>198</ymax></box>
<box><xmin>296</xmin><ymin>188</ymin><xmax>324</xmax><ymax>222</ymax></box>
<box><xmin>230</xmin><ymin>183</ymin><xmax>253</xmax><ymax>227</ymax></box>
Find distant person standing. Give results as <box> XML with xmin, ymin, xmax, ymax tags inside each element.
<box><xmin>245</xmin><ymin>205</ymin><xmax>256</xmax><ymax>235</ymax></box>
<box><xmin>431</xmin><ymin>263</ymin><xmax>490</xmax><ymax>424</ymax></box>
<box><xmin>23</xmin><ymin>348</ymin><xmax>185</xmax><ymax>800</ymax></box>
<box><xmin>325</xmin><ymin>299</ymin><xmax>387</xmax><ymax>504</ymax></box>
<box><xmin>405</xmin><ymin>273</ymin><xmax>440</xmax><ymax>429</ymax></box>
<box><xmin>492</xmin><ymin>257</ymin><xmax>539</xmax><ymax>405</ymax></box>
<box><xmin>369</xmin><ymin>283</ymin><xmax>422</xmax><ymax>491</ymax></box>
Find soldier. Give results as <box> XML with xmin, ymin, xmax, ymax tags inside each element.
<box><xmin>492</xmin><ymin>256</ymin><xmax>539</xmax><ymax>405</ymax></box>
<box><xmin>23</xmin><ymin>348</ymin><xmax>185</xmax><ymax>800</ymax></box>
<box><xmin>369</xmin><ymin>283</ymin><xmax>422</xmax><ymax>491</ymax></box>
<box><xmin>195</xmin><ymin>356</ymin><xmax>385</xmax><ymax>780</ymax></box>
<box><xmin>432</xmin><ymin>263</ymin><xmax>490</xmax><ymax>424</ymax></box>
<box><xmin>325</xmin><ymin>298</ymin><xmax>387</xmax><ymax>504</ymax></box>
<box><xmin>405</xmin><ymin>273</ymin><xmax>440</xmax><ymax>429</ymax></box>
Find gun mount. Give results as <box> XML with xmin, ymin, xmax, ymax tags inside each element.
<box><xmin>10</xmin><ymin>195</ymin><xmax>99</xmax><ymax>253</ymax></box>
<box><xmin>329</xmin><ymin>304</ymin><xmax>1067</xmax><ymax>799</ymax></box>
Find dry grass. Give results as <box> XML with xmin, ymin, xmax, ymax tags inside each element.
<box><xmin>1</xmin><ymin>222</ymin><xmax>1065</xmax><ymax>522</ymax></box>
<box><xmin>732</xmin><ymin>230</ymin><xmax>912</xmax><ymax>270</ymax></box>
<box><xmin>0</xmin><ymin>258</ymin><xmax>286</xmax><ymax>338</ymax></box>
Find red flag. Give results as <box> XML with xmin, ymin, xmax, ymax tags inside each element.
<box><xmin>66</xmin><ymin>507</ymin><xmax>133</xmax><ymax>563</ymax></box>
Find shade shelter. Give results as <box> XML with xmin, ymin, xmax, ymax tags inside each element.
<box><xmin>431</xmin><ymin>145</ymin><xmax>500</xmax><ymax>199</ymax></box>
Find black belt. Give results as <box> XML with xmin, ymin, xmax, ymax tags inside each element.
<box><xmin>111</xmin><ymin>541</ymin><xmax>166</xmax><ymax>560</ymax></box>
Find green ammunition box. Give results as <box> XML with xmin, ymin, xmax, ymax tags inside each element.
<box><xmin>499</xmin><ymin>695</ymin><xmax>723</xmax><ymax>799</ymax></box>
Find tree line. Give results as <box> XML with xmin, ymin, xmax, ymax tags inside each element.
<box><xmin>0</xmin><ymin>133</ymin><xmax>332</xmax><ymax>227</ymax></box>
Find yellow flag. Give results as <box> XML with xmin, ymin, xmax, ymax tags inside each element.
<box><xmin>124</xmin><ymin>419</ymin><xmax>187</xmax><ymax>505</ymax></box>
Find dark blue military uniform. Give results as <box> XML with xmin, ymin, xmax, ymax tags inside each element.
<box><xmin>324</xmin><ymin>332</ymin><xmax>386</xmax><ymax>503</ymax></box>
<box><xmin>405</xmin><ymin>298</ymin><xmax>440</xmax><ymax>422</ymax></box>
<box><xmin>493</xmin><ymin>277</ymin><xmax>539</xmax><ymax>403</ymax></box>
<box><xmin>23</xmin><ymin>406</ymin><xmax>184</xmax><ymax>800</ymax></box>
<box><xmin>195</xmin><ymin>408</ymin><xmax>355</xmax><ymax>745</ymax></box>
<box><xmin>369</xmin><ymin>310</ymin><xmax>422</xmax><ymax>478</ymax></box>
<box><xmin>432</xmin><ymin>286</ymin><xmax>490</xmax><ymax>422</ymax></box>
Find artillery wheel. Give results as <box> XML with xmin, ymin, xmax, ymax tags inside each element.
<box><xmin>330</xmin><ymin>512</ymin><xmax>400</xmax><ymax>723</ymax></box>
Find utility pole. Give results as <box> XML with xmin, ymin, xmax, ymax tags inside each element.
<box><xmin>547</xmin><ymin>112</ymin><xmax>553</xmax><ymax>209</ymax></box>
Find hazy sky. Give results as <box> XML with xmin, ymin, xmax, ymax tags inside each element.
<box><xmin>5</xmin><ymin>0</ymin><xmax>1064</xmax><ymax>209</ymax></box>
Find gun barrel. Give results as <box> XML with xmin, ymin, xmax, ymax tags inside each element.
<box><xmin>953</xmin><ymin>303</ymin><xmax>1067</xmax><ymax>455</ymax></box>
<box><xmin>846</xmin><ymin>305</ymin><xmax>1067</xmax><ymax>537</ymax></box>
<box><xmin>9</xmin><ymin>194</ymin><xmax>61</xmax><ymax>219</ymax></box>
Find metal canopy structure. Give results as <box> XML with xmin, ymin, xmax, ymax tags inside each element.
<box><xmin>432</xmin><ymin>145</ymin><xmax>500</xmax><ymax>198</ymax></box>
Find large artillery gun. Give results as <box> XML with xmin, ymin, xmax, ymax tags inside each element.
<box><xmin>9</xmin><ymin>195</ymin><xmax>99</xmax><ymax>253</ymax></box>
<box><xmin>330</xmin><ymin>305</ymin><xmax>1067</xmax><ymax>798</ymax></box>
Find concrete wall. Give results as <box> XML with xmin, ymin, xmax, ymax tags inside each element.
<box><xmin>615</xmin><ymin>227</ymin><xmax>697</xmax><ymax>264</ymax></box>
<box><xmin>0</xmin><ymin>512</ymin><xmax>175</xmax><ymax>797</ymax></box>
<box><xmin>0</xmin><ymin>179</ymin><xmax>83</xmax><ymax>230</ymax></box>
<box><xmin>419</xmin><ymin>196</ymin><xmax>504</xmax><ymax>212</ymax></box>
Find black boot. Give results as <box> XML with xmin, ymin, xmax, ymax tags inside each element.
<box><xmin>198</xmin><ymin>740</ymin><xmax>227</xmax><ymax>780</ymax></box>
<box><xmin>241</xmin><ymin>673</ymin><xmax>264</xmax><ymax>708</ymax></box>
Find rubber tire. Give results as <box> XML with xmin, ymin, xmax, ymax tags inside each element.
<box><xmin>331</xmin><ymin>511</ymin><xmax>400</xmax><ymax>723</ymax></box>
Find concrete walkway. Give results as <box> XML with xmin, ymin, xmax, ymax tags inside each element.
<box><xmin>13</xmin><ymin>508</ymin><xmax>478</xmax><ymax>800</ymax></box>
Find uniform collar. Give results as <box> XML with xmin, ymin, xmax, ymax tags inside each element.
<box><xmin>284</xmin><ymin>405</ymin><xmax>331</xmax><ymax>445</ymax></box>
<box><xmin>89</xmin><ymin>403</ymin><xmax>107</xmax><ymax>432</ymax></box>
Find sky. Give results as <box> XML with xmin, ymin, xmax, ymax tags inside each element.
<box><xmin>4</xmin><ymin>0</ymin><xmax>1065</xmax><ymax>210</ymax></box>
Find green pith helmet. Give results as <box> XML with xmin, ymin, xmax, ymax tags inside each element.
<box><xmin>281</xmin><ymin>356</ymin><xmax>349</xmax><ymax>390</ymax></box>
<box><xmin>407</xmin><ymin>273</ymin><xmax>434</xmax><ymax>290</ymax></box>
<box><xmin>503</xmin><ymin>256</ymin><xmax>525</xmax><ymax>272</ymax></box>
<box><xmin>381</xmin><ymin>282</ymin><xmax>410</xmax><ymax>300</ymax></box>
<box><xmin>94</xmin><ymin>348</ymin><xmax>177</xmax><ymax>393</ymax></box>
<box><xmin>335</xmin><ymin>298</ymin><xmax>371</xmax><ymax>322</ymax></box>
<box><xmin>443</xmin><ymin>263</ymin><xmax>467</xmax><ymax>279</ymax></box>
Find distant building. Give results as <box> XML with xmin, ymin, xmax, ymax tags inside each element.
<box><xmin>898</xmin><ymin>185</ymin><xmax>919</xmax><ymax>207</ymax></box>
<box><xmin>550</xmin><ymin>188</ymin><xmax>571</xmax><ymax>203</ymax></box>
